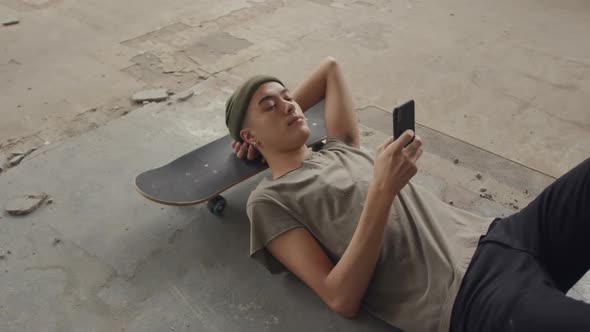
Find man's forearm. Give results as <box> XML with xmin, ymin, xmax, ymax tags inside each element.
<box><xmin>324</xmin><ymin>183</ymin><xmax>395</xmax><ymax>315</ymax></box>
<box><xmin>292</xmin><ymin>58</ymin><xmax>332</xmax><ymax>112</ymax></box>
<box><xmin>294</xmin><ymin>57</ymin><xmax>359</xmax><ymax>147</ymax></box>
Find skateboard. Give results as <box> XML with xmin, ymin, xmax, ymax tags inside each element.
<box><xmin>135</xmin><ymin>101</ymin><xmax>327</xmax><ymax>215</ymax></box>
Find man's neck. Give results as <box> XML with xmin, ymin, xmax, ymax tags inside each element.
<box><xmin>265</xmin><ymin>144</ymin><xmax>312</xmax><ymax>180</ymax></box>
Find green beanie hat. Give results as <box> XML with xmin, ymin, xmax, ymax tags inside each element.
<box><xmin>225</xmin><ymin>75</ymin><xmax>284</xmax><ymax>142</ymax></box>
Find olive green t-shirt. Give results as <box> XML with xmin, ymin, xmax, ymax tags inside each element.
<box><xmin>246</xmin><ymin>138</ymin><xmax>494</xmax><ymax>332</ymax></box>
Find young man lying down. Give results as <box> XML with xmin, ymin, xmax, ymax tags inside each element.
<box><xmin>224</xmin><ymin>57</ymin><xmax>590</xmax><ymax>332</ymax></box>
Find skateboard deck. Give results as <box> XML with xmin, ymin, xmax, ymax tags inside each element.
<box><xmin>135</xmin><ymin>101</ymin><xmax>327</xmax><ymax>214</ymax></box>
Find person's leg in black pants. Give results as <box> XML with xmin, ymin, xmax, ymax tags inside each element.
<box><xmin>491</xmin><ymin>157</ymin><xmax>590</xmax><ymax>291</ymax></box>
<box><xmin>451</xmin><ymin>158</ymin><xmax>590</xmax><ymax>332</ymax></box>
<box><xmin>503</xmin><ymin>157</ymin><xmax>590</xmax><ymax>331</ymax></box>
<box><xmin>535</xmin><ymin>158</ymin><xmax>590</xmax><ymax>291</ymax></box>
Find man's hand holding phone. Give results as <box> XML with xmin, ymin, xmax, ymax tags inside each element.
<box><xmin>371</xmin><ymin>99</ymin><xmax>422</xmax><ymax>201</ymax></box>
<box><xmin>372</xmin><ymin>130</ymin><xmax>423</xmax><ymax>201</ymax></box>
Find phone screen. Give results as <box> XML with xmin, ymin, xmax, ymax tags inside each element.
<box><xmin>393</xmin><ymin>100</ymin><xmax>415</xmax><ymax>145</ymax></box>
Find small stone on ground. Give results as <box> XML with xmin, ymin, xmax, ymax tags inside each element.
<box><xmin>131</xmin><ymin>88</ymin><xmax>169</xmax><ymax>103</ymax></box>
<box><xmin>5</xmin><ymin>192</ymin><xmax>48</xmax><ymax>215</ymax></box>
<box><xmin>507</xmin><ymin>202</ymin><xmax>520</xmax><ymax>210</ymax></box>
<box><xmin>8</xmin><ymin>154</ymin><xmax>25</xmax><ymax>167</ymax></box>
<box><xmin>177</xmin><ymin>90</ymin><xmax>194</xmax><ymax>102</ymax></box>
<box><xmin>475</xmin><ymin>172</ymin><xmax>482</xmax><ymax>180</ymax></box>
<box><xmin>8</xmin><ymin>151</ymin><xmax>24</xmax><ymax>158</ymax></box>
<box><xmin>479</xmin><ymin>192</ymin><xmax>493</xmax><ymax>200</ymax></box>
<box><xmin>360</xmin><ymin>131</ymin><xmax>374</xmax><ymax>136</ymax></box>
<box><xmin>2</xmin><ymin>18</ymin><xmax>19</xmax><ymax>26</ymax></box>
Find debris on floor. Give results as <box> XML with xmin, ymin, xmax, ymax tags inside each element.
<box><xmin>480</xmin><ymin>187</ymin><xmax>487</xmax><ymax>192</ymax></box>
<box><xmin>131</xmin><ymin>88</ymin><xmax>170</xmax><ymax>103</ymax></box>
<box><xmin>360</xmin><ymin>131</ymin><xmax>374</xmax><ymax>136</ymax></box>
<box><xmin>6</xmin><ymin>147</ymin><xmax>37</xmax><ymax>168</ymax></box>
<box><xmin>8</xmin><ymin>154</ymin><xmax>25</xmax><ymax>167</ymax></box>
<box><xmin>52</xmin><ymin>238</ymin><xmax>61</xmax><ymax>246</ymax></box>
<box><xmin>176</xmin><ymin>90</ymin><xmax>194</xmax><ymax>102</ymax></box>
<box><xmin>479</xmin><ymin>192</ymin><xmax>493</xmax><ymax>200</ymax></box>
<box><xmin>453</xmin><ymin>158</ymin><xmax>459</xmax><ymax>164</ymax></box>
<box><xmin>5</xmin><ymin>192</ymin><xmax>49</xmax><ymax>215</ymax></box>
<box><xmin>475</xmin><ymin>172</ymin><xmax>482</xmax><ymax>180</ymax></box>
<box><xmin>13</xmin><ymin>148</ymin><xmax>36</xmax><ymax>157</ymax></box>
<box><xmin>2</xmin><ymin>18</ymin><xmax>19</xmax><ymax>26</ymax></box>
<box><xmin>507</xmin><ymin>202</ymin><xmax>519</xmax><ymax>210</ymax></box>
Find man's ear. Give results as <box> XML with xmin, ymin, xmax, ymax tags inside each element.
<box><xmin>239</xmin><ymin>128</ymin><xmax>256</xmax><ymax>145</ymax></box>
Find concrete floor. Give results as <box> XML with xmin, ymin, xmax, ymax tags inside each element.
<box><xmin>0</xmin><ymin>0</ymin><xmax>589</xmax><ymax>331</ymax></box>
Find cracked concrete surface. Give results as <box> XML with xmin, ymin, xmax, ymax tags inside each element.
<box><xmin>0</xmin><ymin>0</ymin><xmax>589</xmax><ymax>331</ymax></box>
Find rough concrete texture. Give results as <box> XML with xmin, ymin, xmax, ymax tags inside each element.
<box><xmin>0</xmin><ymin>0</ymin><xmax>589</xmax><ymax>331</ymax></box>
<box><xmin>1</xmin><ymin>75</ymin><xmax>589</xmax><ymax>331</ymax></box>
<box><xmin>1</xmin><ymin>0</ymin><xmax>589</xmax><ymax>178</ymax></box>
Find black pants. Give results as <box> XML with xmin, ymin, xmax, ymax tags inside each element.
<box><xmin>450</xmin><ymin>158</ymin><xmax>590</xmax><ymax>332</ymax></box>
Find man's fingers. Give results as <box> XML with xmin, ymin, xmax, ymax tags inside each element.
<box><xmin>389</xmin><ymin>130</ymin><xmax>415</xmax><ymax>153</ymax></box>
<box><xmin>377</xmin><ymin>136</ymin><xmax>395</xmax><ymax>153</ymax></box>
<box><xmin>414</xmin><ymin>148</ymin><xmax>423</xmax><ymax>162</ymax></box>
<box><xmin>247</xmin><ymin>144</ymin><xmax>256</xmax><ymax>160</ymax></box>
<box><xmin>237</xmin><ymin>142</ymin><xmax>248</xmax><ymax>158</ymax></box>
<box><xmin>404</xmin><ymin>135</ymin><xmax>422</xmax><ymax>157</ymax></box>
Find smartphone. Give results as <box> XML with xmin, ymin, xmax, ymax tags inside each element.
<box><xmin>393</xmin><ymin>100</ymin><xmax>415</xmax><ymax>146</ymax></box>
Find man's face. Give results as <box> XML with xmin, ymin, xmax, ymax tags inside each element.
<box><xmin>240</xmin><ymin>81</ymin><xmax>310</xmax><ymax>153</ymax></box>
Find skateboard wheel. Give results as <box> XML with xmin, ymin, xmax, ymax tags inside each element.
<box><xmin>207</xmin><ymin>195</ymin><xmax>226</xmax><ymax>216</ymax></box>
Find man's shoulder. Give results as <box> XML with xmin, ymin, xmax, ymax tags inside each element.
<box><xmin>322</xmin><ymin>137</ymin><xmax>373</xmax><ymax>159</ymax></box>
<box><xmin>323</xmin><ymin>137</ymin><xmax>354</xmax><ymax>151</ymax></box>
<box><xmin>320</xmin><ymin>137</ymin><xmax>375</xmax><ymax>169</ymax></box>
<box><xmin>246</xmin><ymin>179</ymin><xmax>280</xmax><ymax>207</ymax></box>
